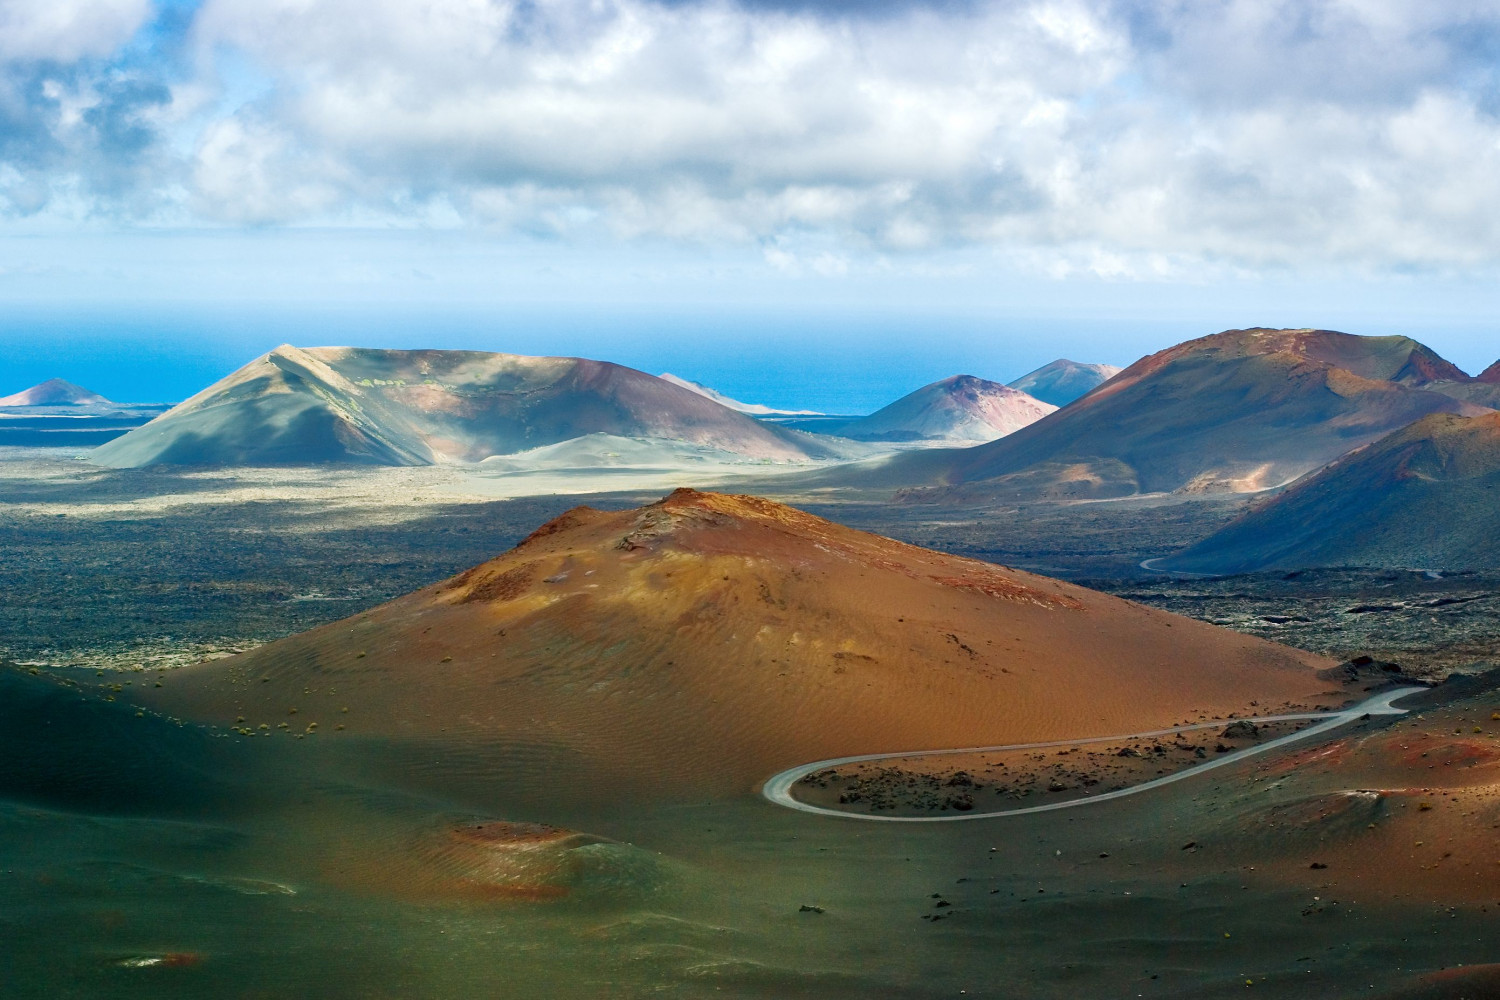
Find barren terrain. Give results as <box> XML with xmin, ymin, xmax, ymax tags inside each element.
<box><xmin>793</xmin><ymin>718</ymin><xmax>1316</xmax><ymax>816</ymax></box>
<box><xmin>7</xmin><ymin>449</ymin><xmax>1497</xmax><ymax>685</ymax></box>
<box><xmin>3</xmin><ymin>445</ymin><xmax>1500</xmax><ymax>998</ymax></box>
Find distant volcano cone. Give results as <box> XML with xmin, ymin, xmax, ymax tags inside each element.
<box><xmin>840</xmin><ymin>375</ymin><xmax>1055</xmax><ymax>443</ymax></box>
<box><xmin>92</xmin><ymin>346</ymin><xmax>834</xmax><ymax>467</ymax></box>
<box><xmin>1008</xmin><ymin>360</ymin><xmax>1122</xmax><ymax>407</ymax></box>
<box><xmin>0</xmin><ymin>379</ymin><xmax>110</xmax><ymax>407</ymax></box>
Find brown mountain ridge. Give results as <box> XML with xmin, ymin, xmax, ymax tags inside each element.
<box><xmin>866</xmin><ymin>328</ymin><xmax>1494</xmax><ymax>502</ymax></box>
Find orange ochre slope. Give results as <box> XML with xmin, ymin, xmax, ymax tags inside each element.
<box><xmin>144</xmin><ymin>489</ymin><xmax>1337</xmax><ymax>794</ymax></box>
<box><xmin>1241</xmin><ymin>695</ymin><xmax>1500</xmax><ymax>904</ymax></box>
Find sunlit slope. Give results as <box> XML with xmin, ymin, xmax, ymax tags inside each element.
<box><xmin>657</xmin><ymin>373</ymin><xmax>822</xmax><ymax>416</ymax></box>
<box><xmin>0</xmin><ymin>379</ymin><xmax>111</xmax><ymax>407</ymax></box>
<box><xmin>93</xmin><ymin>346</ymin><xmax>828</xmax><ymax>467</ymax></box>
<box><xmin>1007</xmin><ymin>359</ymin><xmax>1122</xmax><ymax>407</ymax></box>
<box><xmin>1198</xmin><ymin>684</ymin><xmax>1500</xmax><ymax>909</ymax></box>
<box><xmin>144</xmin><ymin>489</ymin><xmax>1334</xmax><ymax>795</ymax></box>
<box><xmin>838</xmin><ymin>375</ymin><xmax>1056</xmax><ymax>443</ymax></box>
<box><xmin>1163</xmin><ymin>411</ymin><xmax>1500</xmax><ymax>573</ymax></box>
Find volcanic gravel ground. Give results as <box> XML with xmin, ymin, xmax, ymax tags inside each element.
<box><xmin>793</xmin><ymin>720</ymin><xmax>1311</xmax><ymax>816</ymax></box>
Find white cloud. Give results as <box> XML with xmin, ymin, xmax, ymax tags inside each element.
<box><xmin>7</xmin><ymin>0</ymin><xmax>1500</xmax><ymax>276</ymax></box>
<box><xmin>190</xmin><ymin>116</ymin><xmax>347</xmax><ymax>224</ymax></box>
<box><xmin>178</xmin><ymin>0</ymin><xmax>1120</xmax><ymax>232</ymax></box>
<box><xmin>0</xmin><ymin>0</ymin><xmax>151</xmax><ymax>62</ymax></box>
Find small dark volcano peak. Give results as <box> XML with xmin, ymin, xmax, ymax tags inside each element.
<box><xmin>936</xmin><ymin>373</ymin><xmax>986</xmax><ymax>388</ymax></box>
<box><xmin>1390</xmin><ymin>346</ymin><xmax>1474</xmax><ymax>386</ymax></box>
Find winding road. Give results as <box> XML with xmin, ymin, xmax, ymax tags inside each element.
<box><xmin>1138</xmin><ymin>556</ymin><xmax>1219</xmax><ymax>578</ymax></box>
<box><xmin>761</xmin><ymin>686</ymin><xmax>1425</xmax><ymax>822</ymax></box>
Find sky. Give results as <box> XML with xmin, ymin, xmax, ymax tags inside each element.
<box><xmin>2</xmin><ymin>0</ymin><xmax>1500</xmax><ymax>410</ymax></box>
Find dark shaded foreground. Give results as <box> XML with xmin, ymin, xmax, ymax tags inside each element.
<box><xmin>1</xmin><ymin>666</ymin><xmax>1496</xmax><ymax>999</ymax></box>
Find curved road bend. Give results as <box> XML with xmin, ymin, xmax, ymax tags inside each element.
<box><xmin>1138</xmin><ymin>556</ymin><xmax>1219</xmax><ymax>579</ymax></box>
<box><xmin>761</xmin><ymin>687</ymin><xmax>1426</xmax><ymax>822</ymax></box>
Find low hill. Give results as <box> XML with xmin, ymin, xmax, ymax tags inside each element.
<box><xmin>875</xmin><ymin>329</ymin><xmax>1492</xmax><ymax>502</ymax></box>
<box><xmin>141</xmin><ymin>489</ymin><xmax>1334</xmax><ymax>796</ymax></box>
<box><xmin>837</xmin><ymin>375</ymin><xmax>1055</xmax><ymax>443</ymax></box>
<box><xmin>0</xmin><ymin>379</ymin><xmax>169</xmax><ymax>446</ymax></box>
<box><xmin>1159</xmin><ymin>411</ymin><xmax>1500</xmax><ymax>573</ymax></box>
<box><xmin>0</xmin><ymin>379</ymin><xmax>110</xmax><ymax>407</ymax></box>
<box><xmin>657</xmin><ymin>373</ymin><xmax>821</xmax><ymax>416</ymax></box>
<box><xmin>1406</xmin><ymin>351</ymin><xmax>1500</xmax><ymax>408</ymax></box>
<box><xmin>92</xmin><ymin>346</ymin><xmax>830</xmax><ymax>467</ymax></box>
<box><xmin>1008</xmin><ymin>360</ymin><xmax>1122</xmax><ymax>406</ymax></box>
<box><xmin>1426</xmin><ymin>377</ymin><xmax>1500</xmax><ymax>410</ymax></box>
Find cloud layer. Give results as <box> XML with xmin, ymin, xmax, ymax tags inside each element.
<box><xmin>5</xmin><ymin>0</ymin><xmax>1500</xmax><ymax>275</ymax></box>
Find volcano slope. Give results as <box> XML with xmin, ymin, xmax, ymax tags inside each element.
<box><xmin>0</xmin><ymin>378</ymin><xmax>111</xmax><ymax>407</ymax></box>
<box><xmin>143</xmin><ymin>489</ymin><xmax>1336</xmax><ymax>799</ymax></box>
<box><xmin>863</xmin><ymin>329</ymin><xmax>1492</xmax><ymax>501</ymax></box>
<box><xmin>838</xmin><ymin>375</ymin><xmax>1055</xmax><ymax>443</ymax></box>
<box><xmin>92</xmin><ymin>346</ymin><xmax>827</xmax><ymax>467</ymax></box>
<box><xmin>1421</xmin><ymin>354</ymin><xmax>1500</xmax><ymax>409</ymax></box>
<box><xmin>1187</xmin><ymin>677</ymin><xmax>1500</xmax><ymax>909</ymax></box>
<box><xmin>1161</xmin><ymin>411</ymin><xmax>1500</xmax><ymax>574</ymax></box>
<box><xmin>1007</xmin><ymin>359</ymin><xmax>1122</xmax><ymax>407</ymax></box>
